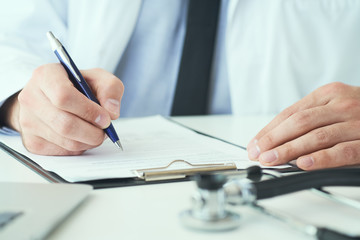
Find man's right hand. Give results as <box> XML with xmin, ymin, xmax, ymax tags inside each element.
<box><xmin>4</xmin><ymin>63</ymin><xmax>124</xmax><ymax>156</ymax></box>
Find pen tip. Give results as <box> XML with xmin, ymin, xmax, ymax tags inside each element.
<box><xmin>115</xmin><ymin>140</ymin><xmax>123</xmax><ymax>151</ymax></box>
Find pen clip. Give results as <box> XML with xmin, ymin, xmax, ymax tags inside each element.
<box><xmin>47</xmin><ymin>31</ymin><xmax>82</xmax><ymax>83</ymax></box>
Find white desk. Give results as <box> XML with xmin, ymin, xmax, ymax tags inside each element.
<box><xmin>1</xmin><ymin>115</ymin><xmax>360</xmax><ymax>240</ymax></box>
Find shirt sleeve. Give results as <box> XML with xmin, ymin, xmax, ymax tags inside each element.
<box><xmin>0</xmin><ymin>0</ymin><xmax>69</xmax><ymax>103</ymax></box>
<box><xmin>0</xmin><ymin>100</ymin><xmax>18</xmax><ymax>135</ymax></box>
<box><xmin>0</xmin><ymin>127</ymin><xmax>19</xmax><ymax>136</ymax></box>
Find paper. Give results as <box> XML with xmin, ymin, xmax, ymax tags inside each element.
<box><xmin>0</xmin><ymin>116</ymin><xmax>284</xmax><ymax>182</ymax></box>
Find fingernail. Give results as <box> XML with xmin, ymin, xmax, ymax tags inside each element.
<box><xmin>95</xmin><ymin>115</ymin><xmax>109</xmax><ymax>128</ymax></box>
<box><xmin>248</xmin><ymin>139</ymin><xmax>261</xmax><ymax>159</ymax></box>
<box><xmin>260</xmin><ymin>150</ymin><xmax>278</xmax><ymax>164</ymax></box>
<box><xmin>105</xmin><ymin>98</ymin><xmax>120</xmax><ymax>116</ymax></box>
<box><xmin>298</xmin><ymin>156</ymin><xmax>314</xmax><ymax>168</ymax></box>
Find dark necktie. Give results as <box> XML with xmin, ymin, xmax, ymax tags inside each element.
<box><xmin>171</xmin><ymin>0</ymin><xmax>221</xmax><ymax>116</ymax></box>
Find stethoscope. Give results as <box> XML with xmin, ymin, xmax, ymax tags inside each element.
<box><xmin>179</xmin><ymin>166</ymin><xmax>360</xmax><ymax>240</ymax></box>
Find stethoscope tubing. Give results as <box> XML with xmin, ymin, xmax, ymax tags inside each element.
<box><xmin>255</xmin><ymin>168</ymin><xmax>360</xmax><ymax>200</ymax></box>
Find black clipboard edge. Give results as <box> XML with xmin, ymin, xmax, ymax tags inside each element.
<box><xmin>77</xmin><ymin>177</ymin><xmax>192</xmax><ymax>189</ymax></box>
<box><xmin>0</xmin><ymin>141</ymin><xmax>66</xmax><ymax>183</ymax></box>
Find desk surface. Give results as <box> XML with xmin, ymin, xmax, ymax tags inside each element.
<box><xmin>1</xmin><ymin>115</ymin><xmax>360</xmax><ymax>240</ymax></box>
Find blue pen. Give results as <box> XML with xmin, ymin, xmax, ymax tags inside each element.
<box><xmin>46</xmin><ymin>31</ymin><xmax>123</xmax><ymax>150</ymax></box>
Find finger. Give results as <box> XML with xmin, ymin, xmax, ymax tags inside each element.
<box><xmin>252</xmin><ymin>93</ymin><xmax>322</xmax><ymax>139</ymax></box>
<box><xmin>81</xmin><ymin>68</ymin><xmax>124</xmax><ymax>119</ymax></box>
<box><xmin>258</xmin><ymin>121</ymin><xmax>360</xmax><ymax>166</ymax></box>
<box><xmin>19</xmin><ymin>106</ymin><xmax>101</xmax><ymax>152</ymax></box>
<box><xmin>21</xmin><ymin>134</ymin><xmax>85</xmax><ymax>156</ymax></box>
<box><xmin>34</xmin><ymin>64</ymin><xmax>112</xmax><ymax>129</ymax></box>
<box><xmin>248</xmin><ymin>83</ymin><xmax>340</xmax><ymax>150</ymax></box>
<box><xmin>19</xmin><ymin>88</ymin><xmax>105</xmax><ymax>147</ymax></box>
<box><xmin>297</xmin><ymin>140</ymin><xmax>360</xmax><ymax>170</ymax></box>
<box><xmin>37</xmin><ymin>98</ymin><xmax>105</xmax><ymax>147</ymax></box>
<box><xmin>251</xmin><ymin>105</ymin><xmax>342</xmax><ymax>159</ymax></box>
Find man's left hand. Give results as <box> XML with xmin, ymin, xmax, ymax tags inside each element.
<box><xmin>247</xmin><ymin>82</ymin><xmax>360</xmax><ymax>170</ymax></box>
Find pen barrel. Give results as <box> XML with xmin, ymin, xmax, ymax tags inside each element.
<box><xmin>104</xmin><ymin>123</ymin><xmax>120</xmax><ymax>143</ymax></box>
<box><xmin>55</xmin><ymin>48</ymin><xmax>100</xmax><ymax>104</ymax></box>
<box><xmin>58</xmin><ymin>53</ymin><xmax>120</xmax><ymax>142</ymax></box>
<box><xmin>61</xmin><ymin>57</ymin><xmax>120</xmax><ymax>142</ymax></box>
<box><xmin>49</xmin><ymin>32</ymin><xmax>121</xmax><ymax>148</ymax></box>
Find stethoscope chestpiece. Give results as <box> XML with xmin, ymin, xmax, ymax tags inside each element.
<box><xmin>179</xmin><ymin>173</ymin><xmax>241</xmax><ymax>231</ymax></box>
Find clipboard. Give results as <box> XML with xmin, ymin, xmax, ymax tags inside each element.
<box><xmin>0</xmin><ymin>141</ymin><xmax>241</xmax><ymax>188</ymax></box>
<box><xmin>0</xmin><ymin>117</ymin><xmax>300</xmax><ymax>189</ymax></box>
<box><xmin>0</xmin><ymin>141</ymin><xmax>299</xmax><ymax>189</ymax></box>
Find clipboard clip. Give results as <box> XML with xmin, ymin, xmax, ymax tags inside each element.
<box><xmin>133</xmin><ymin>160</ymin><xmax>237</xmax><ymax>182</ymax></box>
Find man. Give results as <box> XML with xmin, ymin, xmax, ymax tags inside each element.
<box><xmin>1</xmin><ymin>0</ymin><xmax>360</xmax><ymax>170</ymax></box>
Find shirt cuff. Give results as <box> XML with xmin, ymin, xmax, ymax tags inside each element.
<box><xmin>0</xmin><ymin>126</ymin><xmax>19</xmax><ymax>136</ymax></box>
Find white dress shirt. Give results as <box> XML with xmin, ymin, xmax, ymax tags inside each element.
<box><xmin>114</xmin><ymin>0</ymin><xmax>231</xmax><ymax>117</ymax></box>
<box><xmin>1</xmin><ymin>0</ymin><xmax>360</xmax><ymax>121</ymax></box>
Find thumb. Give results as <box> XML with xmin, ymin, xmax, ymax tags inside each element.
<box><xmin>81</xmin><ymin>68</ymin><xmax>124</xmax><ymax>119</ymax></box>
